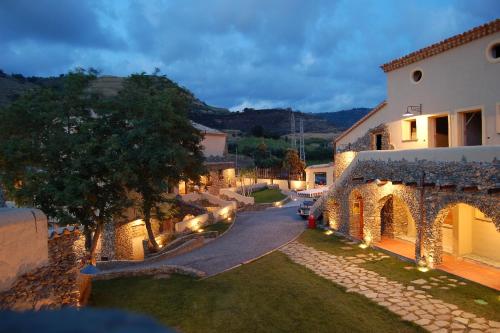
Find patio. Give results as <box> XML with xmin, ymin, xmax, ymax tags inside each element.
<box><xmin>376</xmin><ymin>237</ymin><xmax>500</xmax><ymax>291</ymax></box>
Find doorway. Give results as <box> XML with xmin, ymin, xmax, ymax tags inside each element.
<box><xmin>461</xmin><ymin>110</ymin><xmax>482</xmax><ymax>146</ymax></box>
<box><xmin>375</xmin><ymin>134</ymin><xmax>383</xmax><ymax>150</ymax></box>
<box><xmin>353</xmin><ymin>195</ymin><xmax>364</xmax><ymax>240</ymax></box>
<box><xmin>431</xmin><ymin>116</ymin><xmax>449</xmax><ymax>147</ymax></box>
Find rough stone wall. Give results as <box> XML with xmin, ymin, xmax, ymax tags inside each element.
<box><xmin>324</xmin><ymin>157</ymin><xmax>499</xmax><ymax>266</ymax></box>
<box><xmin>334</xmin><ymin>152</ymin><xmax>357</xmax><ymax>179</ymax></box>
<box><xmin>0</xmin><ymin>230</ymin><xmax>86</xmax><ymax>311</ymax></box>
<box><xmin>114</xmin><ymin>219</ymin><xmax>160</xmax><ymax>260</ymax></box>
<box><xmin>392</xmin><ymin>196</ymin><xmax>410</xmax><ymax>237</ymax></box>
<box><xmin>336</xmin><ymin>124</ymin><xmax>393</xmax><ymax>153</ymax></box>
<box><xmin>380</xmin><ymin>197</ymin><xmax>394</xmax><ymax>237</ymax></box>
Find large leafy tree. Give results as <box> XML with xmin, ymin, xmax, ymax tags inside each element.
<box><xmin>0</xmin><ymin>69</ymin><xmax>129</xmax><ymax>260</ymax></box>
<box><xmin>282</xmin><ymin>149</ymin><xmax>305</xmax><ymax>187</ymax></box>
<box><xmin>109</xmin><ymin>73</ymin><xmax>206</xmax><ymax>251</ymax></box>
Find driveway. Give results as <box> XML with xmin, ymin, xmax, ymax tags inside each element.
<box><xmin>159</xmin><ymin>206</ymin><xmax>305</xmax><ymax>276</ymax></box>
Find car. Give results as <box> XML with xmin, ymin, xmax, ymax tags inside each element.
<box><xmin>297</xmin><ymin>200</ymin><xmax>315</xmax><ymax>219</ymax></box>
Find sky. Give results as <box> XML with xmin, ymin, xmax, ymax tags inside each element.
<box><xmin>0</xmin><ymin>1</ymin><xmax>498</xmax><ymax>113</ymax></box>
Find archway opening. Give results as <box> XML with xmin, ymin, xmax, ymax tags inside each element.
<box><xmin>377</xmin><ymin>195</ymin><xmax>416</xmax><ymax>259</ymax></box>
<box><xmin>440</xmin><ymin>203</ymin><xmax>500</xmax><ymax>267</ymax></box>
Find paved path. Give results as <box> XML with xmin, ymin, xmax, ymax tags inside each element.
<box><xmin>158</xmin><ymin>206</ymin><xmax>305</xmax><ymax>276</ymax></box>
<box><xmin>280</xmin><ymin>241</ymin><xmax>500</xmax><ymax>333</ymax></box>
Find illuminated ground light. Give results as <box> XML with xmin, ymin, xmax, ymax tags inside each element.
<box><xmin>227</xmin><ymin>217</ymin><xmax>232</xmax><ymax>221</ymax></box>
<box><xmin>359</xmin><ymin>243</ymin><xmax>368</xmax><ymax>249</ymax></box>
<box><xmin>197</xmin><ymin>228</ymin><xmax>204</xmax><ymax>233</ymax></box>
<box><xmin>324</xmin><ymin>230</ymin><xmax>333</xmax><ymax>235</ymax></box>
<box><xmin>417</xmin><ymin>266</ymin><xmax>429</xmax><ymax>273</ymax></box>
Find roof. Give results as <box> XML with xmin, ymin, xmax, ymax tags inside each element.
<box><xmin>381</xmin><ymin>19</ymin><xmax>500</xmax><ymax>73</ymax></box>
<box><xmin>335</xmin><ymin>101</ymin><xmax>387</xmax><ymax>144</ymax></box>
<box><xmin>306</xmin><ymin>162</ymin><xmax>333</xmax><ymax>169</ymax></box>
<box><xmin>191</xmin><ymin>121</ymin><xmax>225</xmax><ymax>135</ymax></box>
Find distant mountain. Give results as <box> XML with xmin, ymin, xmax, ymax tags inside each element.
<box><xmin>0</xmin><ymin>70</ymin><xmax>369</xmax><ymax>135</ymax></box>
<box><xmin>189</xmin><ymin>107</ymin><xmax>340</xmax><ymax>137</ymax></box>
<box><xmin>314</xmin><ymin>108</ymin><xmax>371</xmax><ymax>130</ymax></box>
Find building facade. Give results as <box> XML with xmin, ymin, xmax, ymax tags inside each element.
<box><xmin>316</xmin><ymin>20</ymin><xmax>500</xmax><ymax>275</ymax></box>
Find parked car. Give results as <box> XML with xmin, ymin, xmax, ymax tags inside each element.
<box><xmin>297</xmin><ymin>200</ymin><xmax>315</xmax><ymax>219</ymax></box>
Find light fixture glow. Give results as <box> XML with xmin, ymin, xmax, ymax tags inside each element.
<box><xmin>417</xmin><ymin>266</ymin><xmax>429</xmax><ymax>273</ymax></box>
<box><xmin>324</xmin><ymin>230</ymin><xmax>333</xmax><ymax>235</ymax></box>
<box><xmin>359</xmin><ymin>243</ymin><xmax>368</xmax><ymax>249</ymax></box>
<box><xmin>197</xmin><ymin>228</ymin><xmax>204</xmax><ymax>233</ymax></box>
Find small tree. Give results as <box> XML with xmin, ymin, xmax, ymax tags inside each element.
<box><xmin>282</xmin><ymin>149</ymin><xmax>305</xmax><ymax>189</ymax></box>
<box><xmin>109</xmin><ymin>73</ymin><xmax>205</xmax><ymax>251</ymax></box>
<box><xmin>0</xmin><ymin>69</ymin><xmax>129</xmax><ymax>260</ymax></box>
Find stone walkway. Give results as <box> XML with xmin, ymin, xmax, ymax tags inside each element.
<box><xmin>280</xmin><ymin>241</ymin><xmax>500</xmax><ymax>333</ymax></box>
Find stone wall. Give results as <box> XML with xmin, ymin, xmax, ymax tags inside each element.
<box><xmin>323</xmin><ymin>156</ymin><xmax>499</xmax><ymax>266</ymax></box>
<box><xmin>0</xmin><ymin>228</ymin><xmax>86</xmax><ymax>311</ymax></box>
<box><xmin>336</xmin><ymin>124</ymin><xmax>393</xmax><ymax>153</ymax></box>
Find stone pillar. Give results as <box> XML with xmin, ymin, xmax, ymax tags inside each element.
<box><xmin>99</xmin><ymin>222</ymin><xmax>116</xmax><ymax>260</ymax></box>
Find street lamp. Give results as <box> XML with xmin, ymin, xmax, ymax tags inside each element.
<box><xmin>403</xmin><ymin>104</ymin><xmax>422</xmax><ymax>117</ymax></box>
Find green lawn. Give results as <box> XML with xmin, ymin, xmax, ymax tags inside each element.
<box><xmin>251</xmin><ymin>188</ymin><xmax>287</xmax><ymax>203</ymax></box>
<box><xmin>91</xmin><ymin>252</ymin><xmax>422</xmax><ymax>333</ymax></box>
<box><xmin>299</xmin><ymin>230</ymin><xmax>500</xmax><ymax>321</ymax></box>
<box><xmin>203</xmin><ymin>221</ymin><xmax>232</xmax><ymax>234</ymax></box>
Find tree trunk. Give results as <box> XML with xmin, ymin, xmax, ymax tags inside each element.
<box><xmin>89</xmin><ymin>221</ymin><xmax>103</xmax><ymax>265</ymax></box>
<box><xmin>144</xmin><ymin>204</ymin><xmax>160</xmax><ymax>252</ymax></box>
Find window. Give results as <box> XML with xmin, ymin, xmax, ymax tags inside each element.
<box><xmin>412</xmin><ymin>70</ymin><xmax>422</xmax><ymax>83</ymax></box>
<box><xmin>492</xmin><ymin>44</ymin><xmax>500</xmax><ymax>59</ymax></box>
<box><xmin>314</xmin><ymin>172</ymin><xmax>327</xmax><ymax>186</ymax></box>
<box><xmin>460</xmin><ymin>110</ymin><xmax>482</xmax><ymax>146</ymax></box>
<box><xmin>486</xmin><ymin>40</ymin><xmax>500</xmax><ymax>63</ymax></box>
<box><xmin>402</xmin><ymin>119</ymin><xmax>417</xmax><ymax>141</ymax></box>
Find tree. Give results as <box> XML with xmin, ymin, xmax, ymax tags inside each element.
<box><xmin>0</xmin><ymin>69</ymin><xmax>129</xmax><ymax>261</ymax></box>
<box><xmin>282</xmin><ymin>149</ymin><xmax>305</xmax><ymax>188</ymax></box>
<box><xmin>109</xmin><ymin>73</ymin><xmax>205</xmax><ymax>251</ymax></box>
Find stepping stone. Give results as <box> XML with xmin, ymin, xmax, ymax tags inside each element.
<box><xmin>458</xmin><ymin>282</ymin><xmax>467</xmax><ymax>285</ymax></box>
<box><xmin>411</xmin><ymin>279</ymin><xmax>427</xmax><ymax>285</ymax></box>
<box><xmin>356</xmin><ymin>254</ymin><xmax>367</xmax><ymax>257</ymax></box>
<box><xmin>448</xmin><ymin>278</ymin><xmax>458</xmax><ymax>282</ymax></box>
<box><xmin>421</xmin><ymin>285</ymin><xmax>432</xmax><ymax>289</ymax></box>
<box><xmin>474</xmin><ymin>299</ymin><xmax>488</xmax><ymax>305</ymax></box>
<box><xmin>430</xmin><ymin>282</ymin><xmax>439</xmax><ymax>286</ymax></box>
<box><xmin>415</xmin><ymin>318</ymin><xmax>431</xmax><ymax>326</ymax></box>
<box><xmin>439</xmin><ymin>275</ymin><xmax>448</xmax><ymax>279</ymax></box>
<box><xmin>447</xmin><ymin>283</ymin><xmax>457</xmax><ymax>287</ymax></box>
<box><xmin>453</xmin><ymin>317</ymin><xmax>469</xmax><ymax>325</ymax></box>
<box><xmin>340</xmin><ymin>246</ymin><xmax>353</xmax><ymax>250</ymax></box>
<box><xmin>439</xmin><ymin>286</ymin><xmax>449</xmax><ymax>290</ymax></box>
<box><xmin>404</xmin><ymin>266</ymin><xmax>414</xmax><ymax>270</ymax></box>
<box><xmin>351</xmin><ymin>259</ymin><xmax>366</xmax><ymax>264</ymax></box>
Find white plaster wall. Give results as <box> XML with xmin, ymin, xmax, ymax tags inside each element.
<box><xmin>201</xmin><ymin>133</ymin><xmax>226</xmax><ymax>157</ymax></box>
<box><xmin>305</xmin><ymin>164</ymin><xmax>334</xmax><ymax>189</ymax></box>
<box><xmin>471</xmin><ymin>218</ymin><xmax>500</xmax><ymax>262</ymax></box>
<box><xmin>337</xmin><ymin>32</ymin><xmax>500</xmax><ymax>150</ymax></box>
<box><xmin>356</xmin><ymin>145</ymin><xmax>500</xmax><ymax>163</ymax></box>
<box><xmin>0</xmin><ymin>208</ymin><xmax>48</xmax><ymax>291</ymax></box>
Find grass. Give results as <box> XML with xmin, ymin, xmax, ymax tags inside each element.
<box><xmin>203</xmin><ymin>221</ymin><xmax>232</xmax><ymax>234</ymax></box>
<box><xmin>91</xmin><ymin>252</ymin><xmax>423</xmax><ymax>333</ymax></box>
<box><xmin>251</xmin><ymin>188</ymin><xmax>287</xmax><ymax>203</ymax></box>
<box><xmin>299</xmin><ymin>229</ymin><xmax>500</xmax><ymax>321</ymax></box>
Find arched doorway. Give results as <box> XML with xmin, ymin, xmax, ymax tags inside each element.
<box><xmin>349</xmin><ymin>191</ymin><xmax>364</xmax><ymax>240</ymax></box>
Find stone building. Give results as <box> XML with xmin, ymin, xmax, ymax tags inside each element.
<box><xmin>314</xmin><ymin>19</ymin><xmax>500</xmax><ymax>277</ymax></box>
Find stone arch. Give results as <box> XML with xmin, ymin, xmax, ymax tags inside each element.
<box><xmin>425</xmin><ymin>194</ymin><xmax>500</xmax><ymax>267</ymax></box>
<box><xmin>372</xmin><ymin>192</ymin><xmax>418</xmax><ymax>247</ymax></box>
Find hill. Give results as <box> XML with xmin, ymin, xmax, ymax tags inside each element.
<box><xmin>314</xmin><ymin>108</ymin><xmax>371</xmax><ymax>130</ymax></box>
<box><xmin>189</xmin><ymin>107</ymin><xmax>340</xmax><ymax>137</ymax></box>
<box><xmin>0</xmin><ymin>70</ymin><xmax>370</xmax><ymax>135</ymax></box>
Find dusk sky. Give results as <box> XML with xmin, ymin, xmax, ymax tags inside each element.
<box><xmin>1</xmin><ymin>0</ymin><xmax>499</xmax><ymax>112</ymax></box>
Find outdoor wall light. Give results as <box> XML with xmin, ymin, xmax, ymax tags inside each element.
<box><xmin>403</xmin><ymin>104</ymin><xmax>422</xmax><ymax>117</ymax></box>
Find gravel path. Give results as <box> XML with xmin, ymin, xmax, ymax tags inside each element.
<box><xmin>158</xmin><ymin>206</ymin><xmax>305</xmax><ymax>276</ymax></box>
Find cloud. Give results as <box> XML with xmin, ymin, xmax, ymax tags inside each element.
<box><xmin>0</xmin><ymin>0</ymin><xmax>498</xmax><ymax>112</ymax></box>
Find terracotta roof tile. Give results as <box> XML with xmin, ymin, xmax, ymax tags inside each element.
<box><xmin>381</xmin><ymin>19</ymin><xmax>500</xmax><ymax>73</ymax></box>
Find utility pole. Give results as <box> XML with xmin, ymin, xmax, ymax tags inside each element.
<box><xmin>290</xmin><ymin>111</ymin><xmax>297</xmax><ymax>149</ymax></box>
<box><xmin>299</xmin><ymin>118</ymin><xmax>306</xmax><ymax>162</ymax></box>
